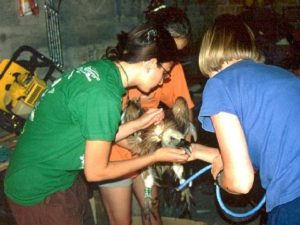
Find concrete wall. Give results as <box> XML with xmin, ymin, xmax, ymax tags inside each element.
<box><xmin>0</xmin><ymin>0</ymin><xmax>299</xmax><ymax>75</ymax></box>
<box><xmin>0</xmin><ymin>0</ymin><xmax>146</xmax><ymax>71</ymax></box>
<box><xmin>0</xmin><ymin>0</ymin><xmax>217</xmax><ymax>75</ymax></box>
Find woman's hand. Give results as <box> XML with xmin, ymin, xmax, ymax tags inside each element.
<box><xmin>115</xmin><ymin>108</ymin><xmax>164</xmax><ymax>142</ymax></box>
<box><xmin>187</xmin><ymin>143</ymin><xmax>220</xmax><ymax>164</ymax></box>
<box><xmin>136</xmin><ymin>108</ymin><xmax>164</xmax><ymax>129</ymax></box>
<box><xmin>152</xmin><ymin>147</ymin><xmax>189</xmax><ymax>163</ymax></box>
<box><xmin>211</xmin><ymin>154</ymin><xmax>223</xmax><ymax>179</ymax></box>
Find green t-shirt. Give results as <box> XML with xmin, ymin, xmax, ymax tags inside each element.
<box><xmin>4</xmin><ymin>60</ymin><xmax>125</xmax><ymax>205</ymax></box>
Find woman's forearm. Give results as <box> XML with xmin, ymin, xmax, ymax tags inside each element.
<box><xmin>84</xmin><ymin>140</ymin><xmax>189</xmax><ymax>182</ymax></box>
<box><xmin>190</xmin><ymin>143</ymin><xmax>220</xmax><ymax>163</ymax></box>
<box><xmin>115</xmin><ymin>120</ymin><xmax>140</xmax><ymax>142</ymax></box>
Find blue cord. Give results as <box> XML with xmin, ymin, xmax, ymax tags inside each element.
<box><xmin>216</xmin><ymin>184</ymin><xmax>266</xmax><ymax>218</ymax></box>
<box><xmin>177</xmin><ymin>165</ymin><xmax>212</xmax><ymax>191</ymax></box>
<box><xmin>177</xmin><ymin>164</ymin><xmax>266</xmax><ymax>219</ymax></box>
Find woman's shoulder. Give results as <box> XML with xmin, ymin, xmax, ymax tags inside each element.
<box><xmin>171</xmin><ymin>63</ymin><xmax>185</xmax><ymax>75</ymax></box>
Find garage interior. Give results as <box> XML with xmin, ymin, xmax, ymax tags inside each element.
<box><xmin>0</xmin><ymin>0</ymin><xmax>300</xmax><ymax>225</ymax></box>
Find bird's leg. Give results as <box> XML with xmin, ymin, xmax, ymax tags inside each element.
<box><xmin>172</xmin><ymin>163</ymin><xmax>193</xmax><ymax>211</ymax></box>
<box><xmin>141</xmin><ymin>167</ymin><xmax>157</xmax><ymax>221</ymax></box>
<box><xmin>172</xmin><ymin>163</ymin><xmax>184</xmax><ymax>184</ymax></box>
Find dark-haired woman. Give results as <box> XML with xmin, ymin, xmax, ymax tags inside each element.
<box><xmin>4</xmin><ymin>23</ymin><xmax>189</xmax><ymax>225</ymax></box>
<box><xmin>98</xmin><ymin>4</ymin><xmax>194</xmax><ymax>225</ymax></box>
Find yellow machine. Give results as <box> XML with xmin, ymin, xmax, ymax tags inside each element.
<box><xmin>0</xmin><ymin>59</ymin><xmax>46</xmax><ymax>118</ymax></box>
<box><xmin>0</xmin><ymin>45</ymin><xmax>61</xmax><ymax>133</ymax></box>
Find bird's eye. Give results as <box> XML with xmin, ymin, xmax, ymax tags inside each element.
<box><xmin>170</xmin><ymin>137</ymin><xmax>176</xmax><ymax>141</ymax></box>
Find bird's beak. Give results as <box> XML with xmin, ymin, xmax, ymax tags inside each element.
<box><xmin>176</xmin><ymin>139</ymin><xmax>192</xmax><ymax>155</ymax></box>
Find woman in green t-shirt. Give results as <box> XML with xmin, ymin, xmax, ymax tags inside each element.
<box><xmin>4</xmin><ymin>22</ymin><xmax>189</xmax><ymax>225</ymax></box>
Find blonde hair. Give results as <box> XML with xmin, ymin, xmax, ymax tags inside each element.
<box><xmin>199</xmin><ymin>14</ymin><xmax>265</xmax><ymax>76</ymax></box>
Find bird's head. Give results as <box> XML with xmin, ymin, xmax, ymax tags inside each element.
<box><xmin>161</xmin><ymin>128</ymin><xmax>192</xmax><ymax>155</ymax></box>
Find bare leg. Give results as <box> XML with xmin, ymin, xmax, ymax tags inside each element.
<box><xmin>133</xmin><ymin>174</ymin><xmax>162</xmax><ymax>225</ymax></box>
<box><xmin>99</xmin><ymin>185</ymin><xmax>132</xmax><ymax>225</ymax></box>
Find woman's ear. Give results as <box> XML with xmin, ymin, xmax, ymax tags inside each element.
<box><xmin>143</xmin><ymin>58</ymin><xmax>158</xmax><ymax>70</ymax></box>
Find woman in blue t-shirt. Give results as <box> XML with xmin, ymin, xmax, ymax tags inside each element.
<box><xmin>190</xmin><ymin>14</ymin><xmax>300</xmax><ymax>225</ymax></box>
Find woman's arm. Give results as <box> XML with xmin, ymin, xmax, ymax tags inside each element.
<box><xmin>211</xmin><ymin>112</ymin><xmax>254</xmax><ymax>194</ymax></box>
<box><xmin>84</xmin><ymin>140</ymin><xmax>189</xmax><ymax>182</ymax></box>
<box><xmin>189</xmin><ymin>143</ymin><xmax>220</xmax><ymax>164</ymax></box>
<box><xmin>114</xmin><ymin>108</ymin><xmax>164</xmax><ymax>142</ymax></box>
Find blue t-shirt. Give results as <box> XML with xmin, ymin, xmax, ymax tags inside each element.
<box><xmin>199</xmin><ymin>60</ymin><xmax>300</xmax><ymax>212</ymax></box>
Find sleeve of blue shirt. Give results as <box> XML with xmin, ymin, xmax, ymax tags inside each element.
<box><xmin>198</xmin><ymin>77</ymin><xmax>237</xmax><ymax>133</ymax></box>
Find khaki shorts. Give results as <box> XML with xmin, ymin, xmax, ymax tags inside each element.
<box><xmin>98</xmin><ymin>177</ymin><xmax>133</xmax><ymax>188</ymax></box>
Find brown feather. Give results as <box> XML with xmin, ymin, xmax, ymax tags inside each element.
<box><xmin>125</xmin><ymin>96</ymin><xmax>194</xmax><ymax>155</ymax></box>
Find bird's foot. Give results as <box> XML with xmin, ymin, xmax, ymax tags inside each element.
<box><xmin>142</xmin><ymin>196</ymin><xmax>159</xmax><ymax>222</ymax></box>
<box><xmin>180</xmin><ymin>187</ymin><xmax>193</xmax><ymax>211</ymax></box>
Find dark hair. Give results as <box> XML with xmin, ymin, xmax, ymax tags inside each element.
<box><xmin>105</xmin><ymin>23</ymin><xmax>178</xmax><ymax>63</ymax></box>
<box><xmin>145</xmin><ymin>3</ymin><xmax>191</xmax><ymax>41</ymax></box>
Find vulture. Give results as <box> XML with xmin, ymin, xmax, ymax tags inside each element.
<box><xmin>121</xmin><ymin>96</ymin><xmax>197</xmax><ymax>218</ymax></box>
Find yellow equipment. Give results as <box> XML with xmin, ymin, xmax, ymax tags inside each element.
<box><xmin>0</xmin><ymin>59</ymin><xmax>46</xmax><ymax>118</ymax></box>
<box><xmin>0</xmin><ymin>45</ymin><xmax>61</xmax><ymax>133</ymax></box>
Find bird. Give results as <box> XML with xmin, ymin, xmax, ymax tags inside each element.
<box><xmin>121</xmin><ymin>96</ymin><xmax>197</xmax><ymax>219</ymax></box>
<box><xmin>125</xmin><ymin>96</ymin><xmax>196</xmax><ymax>155</ymax></box>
